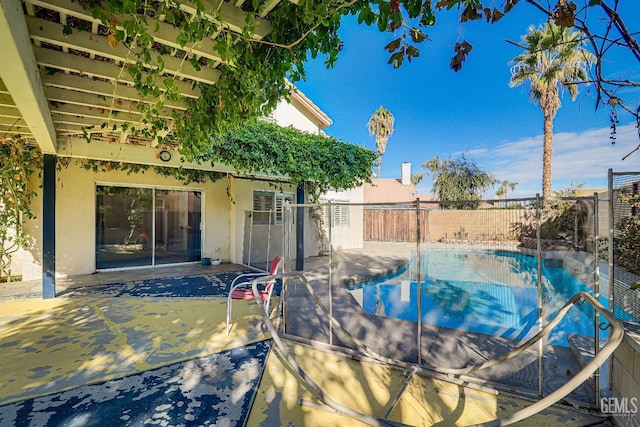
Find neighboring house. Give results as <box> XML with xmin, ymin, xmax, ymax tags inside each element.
<box><xmin>364</xmin><ymin>162</ymin><xmax>438</xmax><ymax>205</ymax></box>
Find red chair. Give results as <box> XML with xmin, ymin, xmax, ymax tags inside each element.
<box><xmin>226</xmin><ymin>256</ymin><xmax>282</xmax><ymax>335</ymax></box>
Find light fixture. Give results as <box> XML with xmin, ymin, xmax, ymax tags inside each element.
<box><xmin>159</xmin><ymin>150</ymin><xmax>172</xmax><ymax>162</ymax></box>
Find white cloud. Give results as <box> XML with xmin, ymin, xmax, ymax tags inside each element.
<box><xmin>479</xmin><ymin>122</ymin><xmax>639</xmax><ymax>197</ymax></box>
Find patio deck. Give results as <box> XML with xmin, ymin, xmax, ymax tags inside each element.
<box><xmin>0</xmin><ymin>243</ymin><xmax>613</xmax><ymax>425</ymax></box>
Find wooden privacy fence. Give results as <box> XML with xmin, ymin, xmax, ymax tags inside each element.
<box><xmin>364</xmin><ymin>207</ymin><xmax>533</xmax><ymax>243</ymax></box>
<box><xmin>364</xmin><ymin>208</ymin><xmax>429</xmax><ymax>242</ymax></box>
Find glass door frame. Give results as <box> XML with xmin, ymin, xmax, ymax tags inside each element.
<box><xmin>95</xmin><ymin>182</ymin><xmax>204</xmax><ymax>270</ymax></box>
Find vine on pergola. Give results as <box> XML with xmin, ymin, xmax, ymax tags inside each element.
<box><xmin>208</xmin><ymin>120</ymin><xmax>377</xmax><ymax>199</ymax></box>
<box><xmin>82</xmin><ymin>0</ymin><xmax>638</xmax><ymax>159</ymax></box>
<box><xmin>80</xmin><ymin>120</ymin><xmax>377</xmax><ymax>199</ymax></box>
<box><xmin>84</xmin><ymin>0</ymin><xmax>356</xmax><ymax>157</ymax></box>
<box><xmin>0</xmin><ymin>139</ymin><xmax>41</xmax><ymax>280</ymax></box>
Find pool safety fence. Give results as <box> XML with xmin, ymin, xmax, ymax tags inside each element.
<box><xmin>610</xmin><ymin>170</ymin><xmax>640</xmax><ymax>322</ymax></box>
<box><xmin>241</xmin><ymin>209</ymin><xmax>291</xmax><ymax>272</ymax></box>
<box><xmin>290</xmin><ymin>197</ymin><xmax>587</xmax><ymax>401</ymax></box>
<box><xmin>238</xmin><ymin>190</ymin><xmax>639</xmax><ymax>407</ymax></box>
<box><xmin>259</xmin><ymin>271</ymin><xmax>623</xmax><ymax>426</ymax></box>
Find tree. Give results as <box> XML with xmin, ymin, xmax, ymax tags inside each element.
<box><xmin>419</xmin><ymin>153</ymin><xmax>495</xmax><ymax>208</ymax></box>
<box><xmin>495</xmin><ymin>179</ymin><xmax>518</xmax><ymax>201</ymax></box>
<box><xmin>416</xmin><ymin>156</ymin><xmax>443</xmax><ymax>196</ymax></box>
<box><xmin>509</xmin><ymin>22</ymin><xmax>595</xmax><ymax>198</ymax></box>
<box><xmin>373</xmin><ymin>0</ymin><xmax>639</xmax><ymax>153</ymax></box>
<box><xmin>367</xmin><ymin>107</ymin><xmax>395</xmax><ymax>178</ymax></box>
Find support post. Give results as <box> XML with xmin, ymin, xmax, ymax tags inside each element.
<box><xmin>593</xmin><ymin>192</ymin><xmax>601</xmax><ymax>402</ymax></box>
<box><xmin>416</xmin><ymin>198</ymin><xmax>422</xmax><ymax>365</ymax></box>
<box><xmin>328</xmin><ymin>200</ymin><xmax>333</xmax><ymax>346</ymax></box>
<box><xmin>295</xmin><ymin>183</ymin><xmax>304</xmax><ymax>271</ymax></box>
<box><xmin>42</xmin><ymin>154</ymin><xmax>56</xmax><ymax>299</ymax></box>
<box><xmin>536</xmin><ymin>193</ymin><xmax>543</xmax><ymax>397</ymax></box>
<box><xmin>607</xmin><ymin>168</ymin><xmax>615</xmax><ymax>391</ymax></box>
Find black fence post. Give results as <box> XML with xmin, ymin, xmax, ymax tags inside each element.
<box><xmin>296</xmin><ymin>183</ymin><xmax>304</xmax><ymax>271</ymax></box>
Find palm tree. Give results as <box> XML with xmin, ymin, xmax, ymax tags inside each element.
<box><xmin>495</xmin><ymin>179</ymin><xmax>518</xmax><ymax>206</ymax></box>
<box><xmin>367</xmin><ymin>106</ymin><xmax>395</xmax><ymax>178</ymax></box>
<box><xmin>509</xmin><ymin>22</ymin><xmax>595</xmax><ymax>199</ymax></box>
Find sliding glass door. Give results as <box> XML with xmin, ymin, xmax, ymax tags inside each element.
<box><xmin>154</xmin><ymin>189</ymin><xmax>201</xmax><ymax>265</ymax></box>
<box><xmin>96</xmin><ymin>185</ymin><xmax>201</xmax><ymax>269</ymax></box>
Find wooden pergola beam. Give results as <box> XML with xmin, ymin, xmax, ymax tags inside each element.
<box><xmin>35</xmin><ymin>47</ymin><xmax>201</xmax><ymax>99</ymax></box>
<box><xmin>27</xmin><ymin>16</ymin><xmax>222</xmax><ymax>84</ymax></box>
<box><xmin>43</xmin><ymin>73</ymin><xmax>189</xmax><ymax>111</ymax></box>
<box><xmin>0</xmin><ymin>0</ymin><xmax>56</xmax><ymax>153</ymax></box>
<box><xmin>50</xmin><ymin>101</ymin><xmax>175</xmax><ymax>122</ymax></box>
<box><xmin>24</xmin><ymin>0</ymin><xmax>226</xmax><ymax>63</ymax></box>
<box><xmin>180</xmin><ymin>0</ymin><xmax>272</xmax><ymax>39</ymax></box>
<box><xmin>57</xmin><ymin>136</ymin><xmax>237</xmax><ymax>173</ymax></box>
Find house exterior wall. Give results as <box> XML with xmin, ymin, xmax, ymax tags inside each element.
<box><xmin>271</xmin><ymin>98</ymin><xmax>324</xmax><ymax>134</ymax></box>
<box><xmin>323</xmin><ymin>187</ymin><xmax>364</xmax><ymax>250</ymax></box>
<box><xmin>231</xmin><ymin>178</ymin><xmax>290</xmax><ymax>267</ymax></box>
<box><xmin>230</xmin><ymin>178</ymin><xmax>323</xmax><ymax>269</ymax></box>
<box><xmin>11</xmin><ymin>172</ymin><xmax>43</xmax><ymax>280</ymax></box>
<box><xmin>6</xmin><ymin>91</ymin><xmax>366</xmax><ymax>280</ymax></box>
<box><xmin>16</xmin><ymin>160</ymin><xmax>232</xmax><ymax>280</ymax></box>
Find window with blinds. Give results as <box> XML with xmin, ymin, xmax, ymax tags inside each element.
<box><xmin>321</xmin><ymin>200</ymin><xmax>350</xmax><ymax>228</ymax></box>
<box><xmin>252</xmin><ymin>190</ymin><xmax>294</xmax><ymax>225</ymax></box>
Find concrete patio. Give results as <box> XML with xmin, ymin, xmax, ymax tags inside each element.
<box><xmin>0</xmin><ymin>242</ymin><xmax>614</xmax><ymax>425</ymax></box>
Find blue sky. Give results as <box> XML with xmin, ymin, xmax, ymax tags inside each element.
<box><xmin>295</xmin><ymin>3</ymin><xmax>639</xmax><ymax>198</ymax></box>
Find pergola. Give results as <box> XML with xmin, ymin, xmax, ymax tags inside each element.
<box><xmin>0</xmin><ymin>0</ymin><xmax>303</xmax><ymax>296</ymax></box>
<box><xmin>0</xmin><ymin>0</ymin><xmax>293</xmax><ymax>162</ymax></box>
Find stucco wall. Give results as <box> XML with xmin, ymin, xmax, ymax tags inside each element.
<box><xmin>323</xmin><ymin>187</ymin><xmax>364</xmax><ymax>250</ymax></box>
<box><xmin>229</xmin><ymin>178</ymin><xmax>322</xmax><ymax>269</ymax></box>
<box><xmin>10</xmin><ymin>172</ymin><xmax>43</xmax><ymax>280</ymax></box>
<box><xmin>610</xmin><ymin>328</ymin><xmax>640</xmax><ymax>427</ymax></box>
<box><xmin>16</xmin><ymin>160</ymin><xmax>232</xmax><ymax>280</ymax></box>
<box><xmin>271</xmin><ymin>99</ymin><xmax>322</xmax><ymax>134</ymax></box>
<box><xmin>427</xmin><ymin>209</ymin><xmax>532</xmax><ymax>242</ymax></box>
<box><xmin>231</xmin><ymin>178</ymin><xmax>290</xmax><ymax>267</ymax></box>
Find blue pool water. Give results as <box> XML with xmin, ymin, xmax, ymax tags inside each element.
<box><xmin>348</xmin><ymin>250</ymin><xmax>637</xmax><ymax>347</ymax></box>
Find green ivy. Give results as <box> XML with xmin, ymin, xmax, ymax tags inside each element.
<box><xmin>83</xmin><ymin>0</ymin><xmax>352</xmax><ymax>156</ymax></box>
<box><xmin>81</xmin><ymin>159</ymin><xmax>151</xmax><ymax>175</ymax></box>
<box><xmin>153</xmin><ymin>166</ymin><xmax>226</xmax><ymax>185</ymax></box>
<box><xmin>80</xmin><ymin>0</ymin><xmax>444</xmax><ymax>156</ymax></box>
<box><xmin>79</xmin><ymin>120</ymin><xmax>375</xmax><ymax>200</ymax></box>
<box><xmin>207</xmin><ymin>120</ymin><xmax>376</xmax><ymax>200</ymax></box>
<box><xmin>0</xmin><ymin>139</ymin><xmax>41</xmax><ymax>280</ymax></box>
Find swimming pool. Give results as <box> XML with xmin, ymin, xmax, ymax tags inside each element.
<box><xmin>348</xmin><ymin>250</ymin><xmax>636</xmax><ymax>347</ymax></box>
